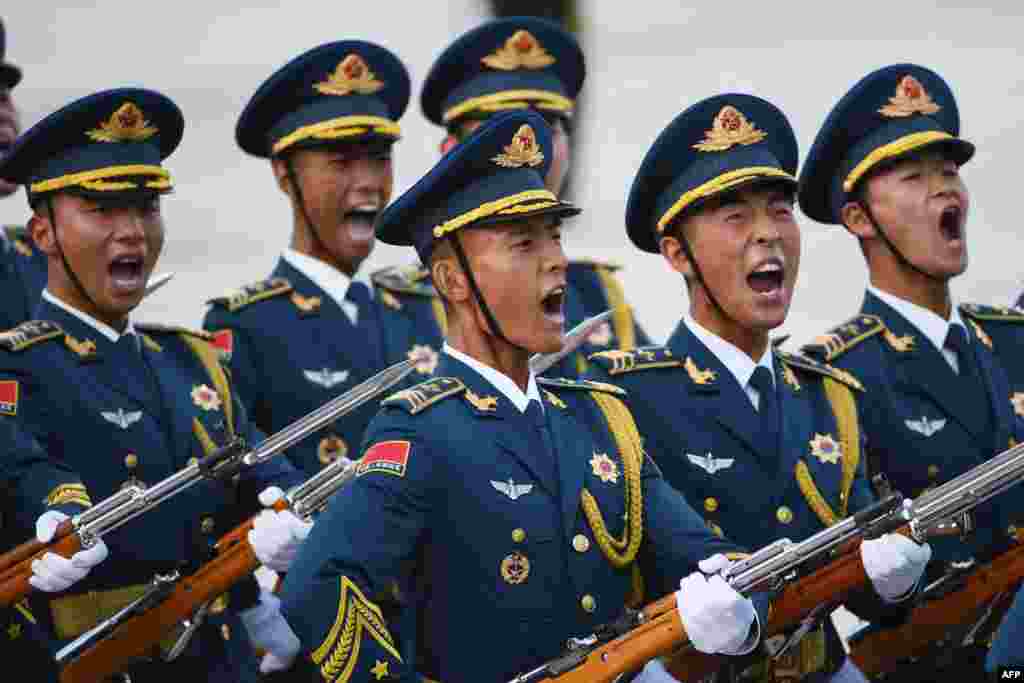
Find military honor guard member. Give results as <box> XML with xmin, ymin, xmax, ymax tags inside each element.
<box><xmin>583</xmin><ymin>95</ymin><xmax>931</xmax><ymax>683</ymax></box>
<box><xmin>204</xmin><ymin>40</ymin><xmax>411</xmax><ymax>478</ymax></box>
<box><xmin>0</xmin><ymin>88</ymin><xmax>314</xmax><ymax>679</ymax></box>
<box><xmin>797</xmin><ymin>64</ymin><xmax>1024</xmax><ymax>679</ymax></box>
<box><xmin>281</xmin><ymin>110</ymin><xmax>770</xmax><ymax>683</ymax></box>
<box><xmin>0</xmin><ymin>18</ymin><xmax>47</xmax><ymax>331</ymax></box>
<box><xmin>371</xmin><ymin>16</ymin><xmax>650</xmax><ymax>380</ymax></box>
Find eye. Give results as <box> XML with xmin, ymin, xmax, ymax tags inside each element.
<box><xmin>902</xmin><ymin>172</ymin><xmax>921</xmax><ymax>182</ymax></box>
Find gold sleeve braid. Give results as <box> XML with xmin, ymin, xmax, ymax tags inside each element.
<box><xmin>311</xmin><ymin>576</ymin><xmax>402</xmax><ymax>683</ymax></box>
<box><xmin>794</xmin><ymin>376</ymin><xmax>862</xmax><ymax>527</ymax></box>
<box><xmin>581</xmin><ymin>391</ymin><xmax>644</xmax><ymax>569</ymax></box>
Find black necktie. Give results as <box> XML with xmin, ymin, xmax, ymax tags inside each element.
<box><xmin>943</xmin><ymin>325</ymin><xmax>973</xmax><ymax>377</ymax></box>
<box><xmin>524</xmin><ymin>399</ymin><xmax>558</xmax><ymax>489</ymax></box>
<box><xmin>944</xmin><ymin>324</ymin><xmax>991</xmax><ymax>436</ymax></box>
<box><xmin>750</xmin><ymin>366</ymin><xmax>780</xmax><ymax>468</ymax></box>
<box><xmin>345</xmin><ymin>281</ymin><xmax>371</xmax><ymax>327</ymax></box>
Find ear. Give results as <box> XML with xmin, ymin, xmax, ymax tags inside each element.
<box><xmin>659</xmin><ymin>232</ymin><xmax>695</xmax><ymax>281</ymax></box>
<box><xmin>840</xmin><ymin>200</ymin><xmax>876</xmax><ymax>240</ymax></box>
<box><xmin>270</xmin><ymin>158</ymin><xmax>292</xmax><ymax>195</ymax></box>
<box><xmin>431</xmin><ymin>256</ymin><xmax>470</xmax><ymax>304</ymax></box>
<box><xmin>28</xmin><ymin>206</ymin><xmax>57</xmax><ymax>257</ymax></box>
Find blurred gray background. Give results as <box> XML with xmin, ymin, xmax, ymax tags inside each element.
<box><xmin>3</xmin><ymin>1</ymin><xmax>1022</xmax><ymax>346</ymax></box>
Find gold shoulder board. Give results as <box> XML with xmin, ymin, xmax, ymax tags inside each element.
<box><xmin>959</xmin><ymin>303</ymin><xmax>1024</xmax><ymax>324</ymax></box>
<box><xmin>801</xmin><ymin>314</ymin><xmax>885</xmax><ymax>362</ymax></box>
<box><xmin>777</xmin><ymin>350</ymin><xmax>864</xmax><ymax>392</ymax></box>
<box><xmin>537</xmin><ymin>377</ymin><xmax>627</xmax><ymax>396</ymax></box>
<box><xmin>370</xmin><ymin>263</ymin><xmax>437</xmax><ymax>297</ymax></box>
<box><xmin>207</xmin><ymin>277</ymin><xmax>293</xmax><ymax>312</ymax></box>
<box><xmin>134</xmin><ymin>322</ymin><xmax>214</xmax><ymax>341</ymax></box>
<box><xmin>382</xmin><ymin>377</ymin><xmax>465</xmax><ymax>415</ymax></box>
<box><xmin>587</xmin><ymin>347</ymin><xmax>682</xmax><ymax>375</ymax></box>
<box><xmin>0</xmin><ymin>321</ymin><xmax>64</xmax><ymax>352</ymax></box>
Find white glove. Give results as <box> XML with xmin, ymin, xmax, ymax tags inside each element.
<box><xmin>248</xmin><ymin>487</ymin><xmax>313</xmax><ymax>572</ymax></box>
<box><xmin>677</xmin><ymin>557</ymin><xmax>757</xmax><ymax>655</ymax></box>
<box><xmin>29</xmin><ymin>511</ymin><xmax>109</xmax><ymax>592</ymax></box>
<box><xmin>239</xmin><ymin>590</ymin><xmax>301</xmax><ymax>674</ymax></box>
<box><xmin>860</xmin><ymin>533</ymin><xmax>932</xmax><ymax>602</ymax></box>
<box><xmin>631</xmin><ymin>658</ymin><xmax>677</xmax><ymax>682</ymax></box>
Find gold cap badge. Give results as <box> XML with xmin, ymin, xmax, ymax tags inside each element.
<box><xmin>492</xmin><ymin>124</ymin><xmax>545</xmax><ymax>168</ymax></box>
<box><xmin>482</xmin><ymin>30</ymin><xmax>556</xmax><ymax>71</ymax></box>
<box><xmin>693</xmin><ymin>106</ymin><xmax>767</xmax><ymax>152</ymax></box>
<box><xmin>314</xmin><ymin>54</ymin><xmax>385</xmax><ymax>97</ymax></box>
<box><xmin>879</xmin><ymin>75</ymin><xmax>941</xmax><ymax>118</ymax></box>
<box><xmin>86</xmin><ymin>102</ymin><xmax>158</xmax><ymax>143</ymax></box>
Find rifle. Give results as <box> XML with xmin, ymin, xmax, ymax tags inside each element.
<box><xmin>510</xmin><ymin>433</ymin><xmax>1024</xmax><ymax>683</ymax></box>
<box><xmin>849</xmin><ymin>541</ymin><xmax>1024</xmax><ymax>677</ymax></box>
<box><xmin>54</xmin><ymin>312</ymin><xmax>611</xmax><ymax>682</ymax></box>
<box><xmin>0</xmin><ymin>359</ymin><xmax>416</xmax><ymax>608</ymax></box>
<box><xmin>56</xmin><ymin>451</ymin><xmax>357</xmax><ymax>682</ymax></box>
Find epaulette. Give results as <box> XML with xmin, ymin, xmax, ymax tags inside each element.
<box><xmin>0</xmin><ymin>321</ymin><xmax>65</xmax><ymax>352</ymax></box>
<box><xmin>2</xmin><ymin>224</ymin><xmax>35</xmax><ymax>257</ymax></box>
<box><xmin>537</xmin><ymin>377</ymin><xmax>626</xmax><ymax>396</ymax></box>
<box><xmin>568</xmin><ymin>259</ymin><xmax>622</xmax><ymax>272</ymax></box>
<box><xmin>134</xmin><ymin>322</ymin><xmax>214</xmax><ymax>341</ymax></box>
<box><xmin>777</xmin><ymin>350</ymin><xmax>864</xmax><ymax>392</ymax></box>
<box><xmin>382</xmin><ymin>377</ymin><xmax>465</xmax><ymax>415</ymax></box>
<box><xmin>959</xmin><ymin>303</ymin><xmax>1024</xmax><ymax>324</ymax></box>
<box><xmin>587</xmin><ymin>346</ymin><xmax>682</xmax><ymax>375</ymax></box>
<box><xmin>207</xmin><ymin>277</ymin><xmax>293</xmax><ymax>313</ymax></box>
<box><xmin>801</xmin><ymin>315</ymin><xmax>886</xmax><ymax>362</ymax></box>
<box><xmin>370</xmin><ymin>263</ymin><xmax>436</xmax><ymax>297</ymax></box>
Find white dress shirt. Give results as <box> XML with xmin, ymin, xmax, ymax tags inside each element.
<box><xmin>443</xmin><ymin>343</ymin><xmax>543</xmax><ymax>414</ymax></box>
<box><xmin>42</xmin><ymin>289</ymin><xmax>136</xmax><ymax>343</ymax></box>
<box><xmin>282</xmin><ymin>249</ymin><xmax>371</xmax><ymax>326</ymax></box>
<box><xmin>869</xmin><ymin>286</ymin><xmax>967</xmax><ymax>374</ymax></box>
<box><xmin>684</xmin><ymin>314</ymin><xmax>775</xmax><ymax>410</ymax></box>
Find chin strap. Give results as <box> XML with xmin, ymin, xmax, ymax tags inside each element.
<box><xmin>46</xmin><ymin>197</ymin><xmax>102</xmax><ymax>315</ymax></box>
<box><xmin>284</xmin><ymin>157</ymin><xmax>334</xmax><ymax>262</ymax></box>
<box><xmin>448</xmin><ymin>232</ymin><xmax>528</xmax><ymax>354</ymax></box>
<box><xmin>858</xmin><ymin>200</ymin><xmax>944</xmax><ymax>282</ymax></box>
<box><xmin>678</xmin><ymin>232</ymin><xmax>732</xmax><ymax>320</ymax></box>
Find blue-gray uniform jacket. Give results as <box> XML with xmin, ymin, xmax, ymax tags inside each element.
<box><xmin>0</xmin><ymin>299</ymin><xmax>303</xmax><ymax>680</ymax></box>
<box><xmin>371</xmin><ymin>259</ymin><xmax>652</xmax><ymax>380</ymax></box>
<box><xmin>0</xmin><ymin>225</ymin><xmax>46</xmax><ymax>331</ymax></box>
<box><xmin>281</xmin><ymin>353</ymin><xmax>767</xmax><ymax>683</ymax></box>
<box><xmin>204</xmin><ymin>258</ymin><xmax>405</xmax><ymax>477</ymax></box>
<box><xmin>586</xmin><ymin>322</ymin><xmax>897</xmax><ymax>679</ymax></box>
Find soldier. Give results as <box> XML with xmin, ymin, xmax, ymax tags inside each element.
<box><xmin>0</xmin><ymin>88</ymin><xmax>314</xmax><ymax>679</ymax></box>
<box><xmin>280</xmin><ymin>110</ymin><xmax>769</xmax><ymax>683</ymax></box>
<box><xmin>584</xmin><ymin>94</ymin><xmax>931</xmax><ymax>683</ymax></box>
<box><xmin>204</xmin><ymin>40</ymin><xmax>410</xmax><ymax>478</ymax></box>
<box><xmin>0</xmin><ymin>18</ymin><xmax>47</xmax><ymax>331</ymax></box>
<box><xmin>372</xmin><ymin>16</ymin><xmax>650</xmax><ymax>380</ymax></box>
<box><xmin>797</xmin><ymin>64</ymin><xmax>1024</xmax><ymax>680</ymax></box>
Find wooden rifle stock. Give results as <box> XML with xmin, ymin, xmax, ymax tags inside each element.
<box><xmin>850</xmin><ymin>541</ymin><xmax>1024</xmax><ymax>677</ymax></box>
<box><xmin>0</xmin><ymin>520</ymin><xmax>80</xmax><ymax>607</ymax></box>
<box><xmin>59</xmin><ymin>500</ymin><xmax>287</xmax><ymax>683</ymax></box>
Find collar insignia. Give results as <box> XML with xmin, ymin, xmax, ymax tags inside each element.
<box><xmin>86</xmin><ymin>102</ymin><xmax>158</xmax><ymax>143</ymax></box>
<box><xmin>883</xmin><ymin>329</ymin><xmax>916</xmax><ymax>352</ymax></box>
<box><xmin>685</xmin><ymin>356</ymin><xmax>717</xmax><ymax>385</ymax></box>
<box><xmin>693</xmin><ymin>106</ymin><xmax>767</xmax><ymax>152</ymax></box>
<box><xmin>809</xmin><ymin>433</ymin><xmax>842</xmax><ymax>464</ymax></box>
<box><xmin>191</xmin><ymin>384</ymin><xmax>222</xmax><ymax>412</ymax></box>
<box><xmin>290</xmin><ymin>292</ymin><xmax>322</xmax><ymax>316</ymax></box>
<box><xmin>314</xmin><ymin>54</ymin><xmax>384</xmax><ymax>96</ymax></box>
<box><xmin>465</xmin><ymin>389</ymin><xmax>499</xmax><ymax>412</ymax></box>
<box><xmin>64</xmin><ymin>335</ymin><xmax>98</xmax><ymax>360</ymax></box>
<box><xmin>407</xmin><ymin>344</ymin><xmax>439</xmax><ymax>375</ymax></box>
<box><xmin>543</xmin><ymin>389</ymin><xmax>566</xmax><ymax>410</ymax></box>
<box><xmin>879</xmin><ymin>75</ymin><xmax>941</xmax><ymax>118</ymax></box>
<box><xmin>1011</xmin><ymin>393</ymin><xmax>1024</xmax><ymax>419</ymax></box>
<box><xmin>481</xmin><ymin>30</ymin><xmax>556</xmax><ymax>71</ymax></box>
<box><xmin>905</xmin><ymin>416</ymin><xmax>947</xmax><ymax>437</ymax></box>
<box><xmin>590</xmin><ymin>452</ymin><xmax>620</xmax><ymax>483</ymax></box>
<box><xmin>782</xmin><ymin>364</ymin><xmax>801</xmax><ymax>392</ymax></box>
<box><xmin>492</xmin><ymin>124</ymin><xmax>545</xmax><ymax>168</ymax></box>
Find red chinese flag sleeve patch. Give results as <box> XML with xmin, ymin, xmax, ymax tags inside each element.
<box><xmin>0</xmin><ymin>380</ymin><xmax>18</xmax><ymax>416</ymax></box>
<box><xmin>211</xmin><ymin>329</ymin><xmax>234</xmax><ymax>358</ymax></box>
<box><xmin>356</xmin><ymin>440</ymin><xmax>411</xmax><ymax>478</ymax></box>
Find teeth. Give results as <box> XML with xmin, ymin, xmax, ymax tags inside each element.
<box><xmin>754</xmin><ymin>263</ymin><xmax>782</xmax><ymax>273</ymax></box>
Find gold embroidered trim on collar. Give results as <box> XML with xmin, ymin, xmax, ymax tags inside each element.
<box><xmin>481</xmin><ymin>30</ymin><xmax>556</xmax><ymax>71</ymax></box>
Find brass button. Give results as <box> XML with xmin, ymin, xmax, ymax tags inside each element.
<box><xmin>776</xmin><ymin>506</ymin><xmax>793</xmax><ymax>524</ymax></box>
<box><xmin>124</xmin><ymin>453</ymin><xmax>138</xmax><ymax>469</ymax></box>
<box><xmin>221</xmin><ymin>624</ymin><xmax>231</xmax><ymax>641</ymax></box>
<box><xmin>572</xmin><ymin>534</ymin><xmax>590</xmax><ymax>553</ymax></box>
<box><xmin>200</xmin><ymin>516</ymin><xmax>215</xmax><ymax>534</ymax></box>
<box><xmin>927</xmin><ymin>465</ymin><xmax>940</xmax><ymax>479</ymax></box>
<box><xmin>704</xmin><ymin>497</ymin><xmax>718</xmax><ymax>513</ymax></box>
<box><xmin>512</xmin><ymin>528</ymin><xmax>526</xmax><ymax>544</ymax></box>
<box><xmin>707</xmin><ymin>521</ymin><xmax>724</xmax><ymax>538</ymax></box>
<box><xmin>580</xmin><ymin>594</ymin><xmax>596</xmax><ymax>613</ymax></box>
